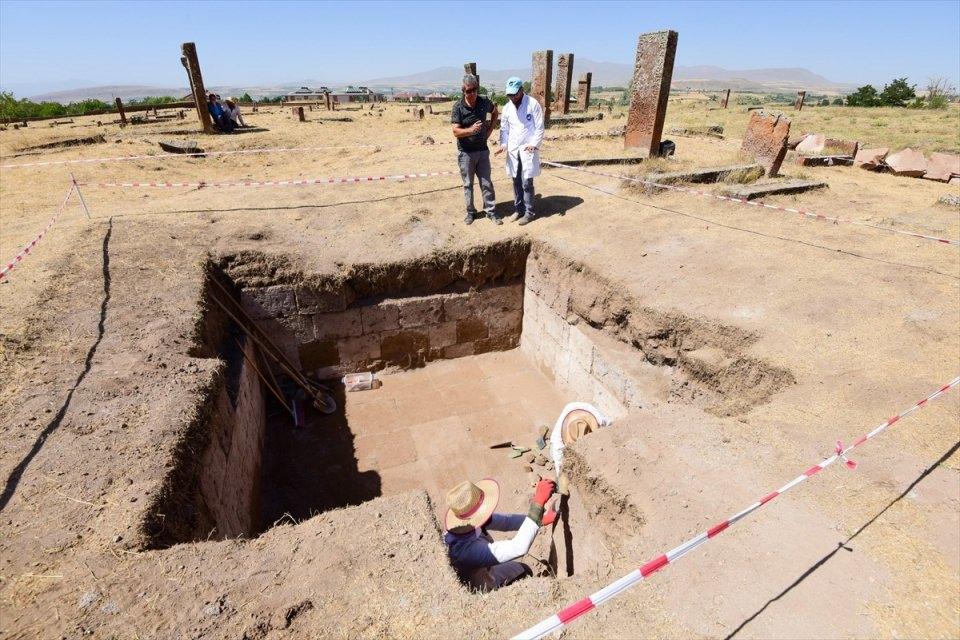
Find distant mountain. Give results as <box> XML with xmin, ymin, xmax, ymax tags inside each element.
<box><xmin>26</xmin><ymin>84</ymin><xmax>298</xmax><ymax>103</ymax></box>
<box><xmin>361</xmin><ymin>60</ymin><xmax>854</xmax><ymax>93</ymax></box>
<box><xmin>22</xmin><ymin>60</ymin><xmax>853</xmax><ymax>104</ymax></box>
<box><xmin>28</xmin><ymin>85</ymin><xmax>189</xmax><ymax>102</ymax></box>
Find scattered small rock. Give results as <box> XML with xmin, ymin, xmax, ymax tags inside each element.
<box><xmin>78</xmin><ymin>591</ymin><xmax>99</xmax><ymax>610</ymax></box>
<box><xmin>937</xmin><ymin>193</ymin><xmax>960</xmax><ymax>207</ymax></box>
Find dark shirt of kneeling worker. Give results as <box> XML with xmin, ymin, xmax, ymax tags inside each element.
<box><xmin>443</xmin><ymin>477</ymin><xmax>556</xmax><ymax>591</ymax></box>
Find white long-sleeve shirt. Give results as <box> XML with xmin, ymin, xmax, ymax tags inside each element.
<box><xmin>499</xmin><ymin>93</ymin><xmax>544</xmax><ymax>179</ymax></box>
<box><xmin>225</xmin><ymin>104</ymin><xmax>246</xmax><ymax>127</ymax></box>
<box><xmin>443</xmin><ymin>512</ymin><xmax>539</xmax><ymax>568</ymax></box>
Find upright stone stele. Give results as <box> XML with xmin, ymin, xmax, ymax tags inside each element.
<box><xmin>114</xmin><ymin>97</ymin><xmax>127</xmax><ymax>126</ymax></box>
<box><xmin>531</xmin><ymin>50</ymin><xmax>553</xmax><ymax>123</ymax></box>
<box><xmin>741</xmin><ymin>110</ymin><xmax>791</xmax><ymax>176</ymax></box>
<box><xmin>553</xmin><ymin>53</ymin><xmax>574</xmax><ymax>115</ymax></box>
<box><xmin>624</xmin><ymin>30</ymin><xmax>678</xmax><ymax>156</ymax></box>
<box><xmin>721</xmin><ymin>88</ymin><xmax>731</xmax><ymax>109</ymax></box>
<box><xmin>464</xmin><ymin>61</ymin><xmax>478</xmax><ymax>88</ymax></box>
<box><xmin>794</xmin><ymin>90</ymin><xmax>806</xmax><ymax>111</ymax></box>
<box><xmin>576</xmin><ymin>72</ymin><xmax>592</xmax><ymax>112</ymax></box>
<box><xmin>180</xmin><ymin>42</ymin><xmax>215</xmax><ymax>134</ymax></box>
<box><xmin>295</xmin><ymin>106</ymin><xmax>305</xmax><ymax>122</ymax></box>
<box><xmin>324</xmin><ymin>92</ymin><xmax>332</xmax><ymax>111</ymax></box>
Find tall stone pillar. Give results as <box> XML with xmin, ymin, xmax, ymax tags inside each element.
<box><xmin>464</xmin><ymin>61</ymin><xmax>478</xmax><ymax>88</ymax></box>
<box><xmin>624</xmin><ymin>30</ymin><xmax>678</xmax><ymax>156</ymax></box>
<box><xmin>552</xmin><ymin>53</ymin><xmax>574</xmax><ymax>115</ymax></box>
<box><xmin>794</xmin><ymin>90</ymin><xmax>806</xmax><ymax>111</ymax></box>
<box><xmin>114</xmin><ymin>97</ymin><xmax>127</xmax><ymax>126</ymax></box>
<box><xmin>531</xmin><ymin>50</ymin><xmax>553</xmax><ymax>123</ymax></box>
<box><xmin>180</xmin><ymin>42</ymin><xmax>215</xmax><ymax>134</ymax></box>
<box><xmin>721</xmin><ymin>88</ymin><xmax>731</xmax><ymax>109</ymax></box>
<box><xmin>576</xmin><ymin>72</ymin><xmax>592</xmax><ymax>112</ymax></box>
<box><xmin>324</xmin><ymin>92</ymin><xmax>332</xmax><ymax>111</ymax></box>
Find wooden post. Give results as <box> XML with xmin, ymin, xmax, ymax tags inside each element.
<box><xmin>180</xmin><ymin>42</ymin><xmax>215</xmax><ymax>134</ymax></box>
<box><xmin>114</xmin><ymin>97</ymin><xmax>127</xmax><ymax>126</ymax></box>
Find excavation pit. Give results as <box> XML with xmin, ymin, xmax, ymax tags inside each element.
<box><xmin>142</xmin><ymin>239</ymin><xmax>793</xmax><ymax>551</ymax></box>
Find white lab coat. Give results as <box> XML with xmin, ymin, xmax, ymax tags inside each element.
<box><xmin>499</xmin><ymin>94</ymin><xmax>544</xmax><ymax>180</ymax></box>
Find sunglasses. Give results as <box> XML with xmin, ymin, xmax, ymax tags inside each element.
<box><xmin>463</xmin><ymin>87</ymin><xmax>478</xmax><ymax>94</ymax></box>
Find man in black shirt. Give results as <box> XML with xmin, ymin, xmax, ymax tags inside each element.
<box><xmin>451</xmin><ymin>74</ymin><xmax>500</xmax><ymax>225</ymax></box>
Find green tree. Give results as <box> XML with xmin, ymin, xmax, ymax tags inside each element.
<box><xmin>832</xmin><ymin>97</ymin><xmax>844</xmax><ymax>106</ymax></box>
<box><xmin>846</xmin><ymin>85</ymin><xmax>879</xmax><ymax>107</ymax></box>
<box><xmin>238</xmin><ymin>92</ymin><xmax>254</xmax><ymax>103</ymax></box>
<box><xmin>879</xmin><ymin>78</ymin><xmax>915</xmax><ymax>107</ymax></box>
<box><xmin>818</xmin><ymin>98</ymin><xmax>830</xmax><ymax>106</ymax></box>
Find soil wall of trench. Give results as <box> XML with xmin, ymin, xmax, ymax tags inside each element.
<box><xmin>135</xmin><ymin>237</ymin><xmax>795</xmax><ymax>574</ymax></box>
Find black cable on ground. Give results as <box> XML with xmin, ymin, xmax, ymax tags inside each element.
<box><xmin>545</xmin><ymin>172</ymin><xmax>959</xmax><ymax>281</ymax></box>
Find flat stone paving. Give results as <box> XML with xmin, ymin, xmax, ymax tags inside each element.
<box><xmin>344</xmin><ymin>348</ymin><xmax>570</xmax><ymax>510</ymax></box>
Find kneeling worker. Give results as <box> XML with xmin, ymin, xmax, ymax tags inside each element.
<box><xmin>444</xmin><ymin>477</ymin><xmax>556</xmax><ymax>592</ymax></box>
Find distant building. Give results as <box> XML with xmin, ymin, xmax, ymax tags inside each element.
<box><xmin>284</xmin><ymin>85</ymin><xmax>384</xmax><ymax>103</ymax></box>
<box><xmin>284</xmin><ymin>86</ymin><xmax>331</xmax><ymax>101</ymax></box>
<box><xmin>392</xmin><ymin>91</ymin><xmax>450</xmax><ymax>103</ymax></box>
<box><xmin>392</xmin><ymin>91</ymin><xmax>422</xmax><ymax>103</ymax></box>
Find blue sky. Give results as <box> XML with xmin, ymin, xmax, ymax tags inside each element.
<box><xmin>1</xmin><ymin>0</ymin><xmax>958</xmax><ymax>94</ymax></box>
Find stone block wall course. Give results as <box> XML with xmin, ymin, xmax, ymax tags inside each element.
<box><xmin>245</xmin><ymin>281</ymin><xmax>525</xmax><ymax>378</ymax></box>
<box><xmin>196</xmin><ymin>335</ymin><xmax>266</xmax><ymax>540</ymax></box>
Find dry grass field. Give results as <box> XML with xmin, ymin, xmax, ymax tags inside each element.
<box><xmin>0</xmin><ymin>96</ymin><xmax>958</xmax><ymax>639</ymax></box>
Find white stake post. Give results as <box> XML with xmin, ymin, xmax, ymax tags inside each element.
<box><xmin>70</xmin><ymin>173</ymin><xmax>91</xmax><ymax>218</ymax></box>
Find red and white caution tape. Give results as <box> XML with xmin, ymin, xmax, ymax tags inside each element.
<box><xmin>0</xmin><ymin>140</ymin><xmax>458</xmax><ymax>170</ymax></box>
<box><xmin>514</xmin><ymin>376</ymin><xmax>960</xmax><ymax>640</ymax></box>
<box><xmin>1</xmin><ymin>186</ymin><xmax>75</xmax><ymax>280</ymax></box>
<box><xmin>73</xmin><ymin>170</ymin><xmax>457</xmax><ymax>189</ymax></box>
<box><xmin>543</xmin><ymin>161</ymin><xmax>960</xmax><ymax>246</ymax></box>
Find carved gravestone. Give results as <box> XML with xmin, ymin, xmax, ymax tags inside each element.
<box><xmin>464</xmin><ymin>61</ymin><xmax>478</xmax><ymax>88</ymax></box>
<box><xmin>741</xmin><ymin>110</ymin><xmax>791</xmax><ymax>176</ymax></box>
<box><xmin>624</xmin><ymin>30</ymin><xmax>678</xmax><ymax>156</ymax></box>
<box><xmin>722</xmin><ymin>88</ymin><xmax>731</xmax><ymax>109</ymax></box>
<box><xmin>795</xmin><ymin>91</ymin><xmax>806</xmax><ymax>111</ymax></box>
<box><xmin>553</xmin><ymin>53</ymin><xmax>574</xmax><ymax>115</ymax></box>
<box><xmin>531</xmin><ymin>50</ymin><xmax>553</xmax><ymax>122</ymax></box>
<box><xmin>577</xmin><ymin>72</ymin><xmax>592</xmax><ymax>112</ymax></box>
<box><xmin>295</xmin><ymin>106</ymin><xmax>305</xmax><ymax>122</ymax></box>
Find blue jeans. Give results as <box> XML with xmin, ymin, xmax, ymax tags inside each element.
<box><xmin>512</xmin><ymin>154</ymin><xmax>535</xmax><ymax>217</ymax></box>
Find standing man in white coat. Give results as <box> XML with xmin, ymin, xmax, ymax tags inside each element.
<box><xmin>495</xmin><ymin>77</ymin><xmax>544</xmax><ymax>226</ymax></box>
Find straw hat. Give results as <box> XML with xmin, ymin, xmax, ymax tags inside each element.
<box><xmin>445</xmin><ymin>478</ymin><xmax>500</xmax><ymax>531</ymax></box>
<box><xmin>560</xmin><ymin>409</ymin><xmax>600</xmax><ymax>445</ymax></box>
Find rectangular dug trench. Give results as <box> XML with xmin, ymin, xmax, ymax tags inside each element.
<box><xmin>142</xmin><ymin>239</ymin><xmax>792</xmax><ymax>551</ymax></box>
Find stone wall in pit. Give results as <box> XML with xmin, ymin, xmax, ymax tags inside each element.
<box><xmin>521</xmin><ymin>287</ymin><xmax>629</xmax><ymax>421</ymax></box>
<box><xmin>194</xmin><ymin>335</ymin><xmax>266</xmax><ymax>539</ymax></box>
<box><xmin>521</xmin><ymin>244</ymin><xmax>795</xmax><ymax>417</ymax></box>
<box><xmin>242</xmin><ymin>282</ymin><xmax>524</xmax><ymax>378</ymax></box>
